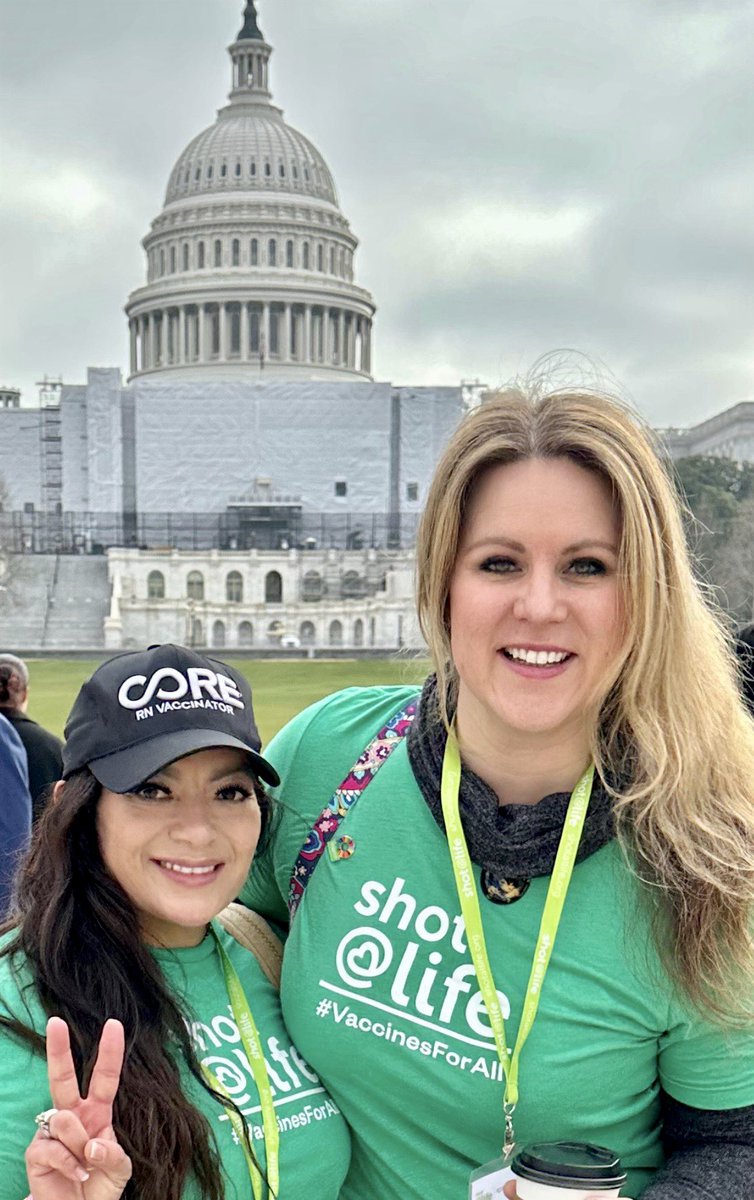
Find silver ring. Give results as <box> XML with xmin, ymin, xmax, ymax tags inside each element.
<box><xmin>34</xmin><ymin>1107</ymin><xmax>58</xmax><ymax>1139</ymax></box>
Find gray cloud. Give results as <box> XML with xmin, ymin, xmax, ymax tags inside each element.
<box><xmin>1</xmin><ymin>0</ymin><xmax>752</xmax><ymax>426</ymax></box>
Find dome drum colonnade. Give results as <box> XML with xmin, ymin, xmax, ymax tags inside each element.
<box><xmin>125</xmin><ymin>1</ymin><xmax>375</xmax><ymax>382</ymax></box>
<box><xmin>128</xmin><ymin>298</ymin><xmax>372</xmax><ymax>376</ymax></box>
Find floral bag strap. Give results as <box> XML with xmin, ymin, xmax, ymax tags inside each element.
<box><xmin>287</xmin><ymin>698</ymin><xmax>418</xmax><ymax>919</ymax></box>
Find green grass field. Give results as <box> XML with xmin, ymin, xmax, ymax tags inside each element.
<box><xmin>25</xmin><ymin>657</ymin><xmax>430</xmax><ymax>743</ymax></box>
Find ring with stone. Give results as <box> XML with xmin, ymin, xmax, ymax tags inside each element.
<box><xmin>34</xmin><ymin>1107</ymin><xmax>58</xmax><ymax>1139</ymax></box>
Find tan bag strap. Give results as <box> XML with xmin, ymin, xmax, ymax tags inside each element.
<box><xmin>216</xmin><ymin>901</ymin><xmax>283</xmax><ymax>991</ymax></box>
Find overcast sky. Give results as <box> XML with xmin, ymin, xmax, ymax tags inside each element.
<box><xmin>1</xmin><ymin>0</ymin><xmax>752</xmax><ymax>426</ymax></box>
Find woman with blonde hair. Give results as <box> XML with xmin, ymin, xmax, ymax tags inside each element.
<box><xmin>243</xmin><ymin>378</ymin><xmax>754</xmax><ymax>1199</ymax></box>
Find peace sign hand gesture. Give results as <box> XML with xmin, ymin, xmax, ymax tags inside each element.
<box><xmin>25</xmin><ymin>1016</ymin><xmax>132</xmax><ymax>1200</ymax></box>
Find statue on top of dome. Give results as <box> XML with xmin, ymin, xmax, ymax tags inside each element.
<box><xmin>237</xmin><ymin>1</ymin><xmax>264</xmax><ymax>41</ymax></box>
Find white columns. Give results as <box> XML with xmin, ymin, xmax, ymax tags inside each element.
<box><xmin>338</xmin><ymin>310</ymin><xmax>345</xmax><ymax>367</ymax></box>
<box><xmin>262</xmin><ymin>301</ymin><xmax>270</xmax><ymax>359</ymax></box>
<box><xmin>241</xmin><ymin>303</ymin><xmax>250</xmax><ymax>361</ymax></box>
<box><xmin>198</xmin><ymin>305</ymin><xmax>206</xmax><ymax>363</ymax></box>
<box><xmin>284</xmin><ymin>303</ymin><xmax>293</xmax><ymax>361</ymax></box>
<box><xmin>178</xmin><ymin>307</ymin><xmax>186</xmax><ymax>365</ymax></box>
<box><xmin>304</xmin><ymin>305</ymin><xmax>312</xmax><ymax>364</ymax></box>
<box><xmin>147</xmin><ymin>314</ymin><xmax>155</xmax><ymax>369</ymax></box>
<box><xmin>219</xmin><ymin>303</ymin><xmax>228</xmax><ymax>360</ymax></box>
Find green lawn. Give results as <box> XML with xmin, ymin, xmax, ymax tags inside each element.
<box><xmin>26</xmin><ymin>657</ymin><xmax>430</xmax><ymax>744</ymax></box>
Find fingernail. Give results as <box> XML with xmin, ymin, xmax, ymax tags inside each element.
<box><xmin>87</xmin><ymin>1141</ymin><xmax>105</xmax><ymax>1162</ymax></box>
<box><xmin>75</xmin><ymin>1168</ymin><xmax>90</xmax><ymax>1182</ymax></box>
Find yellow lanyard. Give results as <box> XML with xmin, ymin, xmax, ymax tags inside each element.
<box><xmin>202</xmin><ymin>925</ymin><xmax>280</xmax><ymax>1200</ymax></box>
<box><xmin>441</xmin><ymin>730</ymin><xmax>594</xmax><ymax>1157</ymax></box>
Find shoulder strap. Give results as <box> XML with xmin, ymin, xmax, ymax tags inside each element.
<box><xmin>216</xmin><ymin>901</ymin><xmax>283</xmax><ymax>990</ymax></box>
<box><xmin>288</xmin><ymin>699</ymin><xmax>418</xmax><ymax>920</ymax></box>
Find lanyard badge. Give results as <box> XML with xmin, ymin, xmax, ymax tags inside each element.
<box><xmin>202</xmin><ymin>926</ymin><xmax>281</xmax><ymax>1200</ymax></box>
<box><xmin>441</xmin><ymin>730</ymin><xmax>593</xmax><ymax>1164</ymax></box>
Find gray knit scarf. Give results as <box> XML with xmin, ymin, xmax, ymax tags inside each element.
<box><xmin>406</xmin><ymin>675</ymin><xmax>616</xmax><ymax>887</ymax></box>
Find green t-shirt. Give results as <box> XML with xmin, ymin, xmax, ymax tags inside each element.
<box><xmin>242</xmin><ymin>685</ymin><xmax>754</xmax><ymax>1200</ymax></box>
<box><xmin>0</xmin><ymin>925</ymin><xmax>349</xmax><ymax>1199</ymax></box>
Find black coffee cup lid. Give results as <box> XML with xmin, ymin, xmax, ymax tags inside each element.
<box><xmin>511</xmin><ymin>1141</ymin><xmax>627</xmax><ymax>1189</ymax></box>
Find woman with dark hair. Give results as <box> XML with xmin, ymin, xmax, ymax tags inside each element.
<box><xmin>0</xmin><ymin>644</ymin><xmax>349</xmax><ymax>1200</ymax></box>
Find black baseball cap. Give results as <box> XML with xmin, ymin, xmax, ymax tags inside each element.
<box><xmin>62</xmin><ymin>644</ymin><xmax>280</xmax><ymax>792</ymax></box>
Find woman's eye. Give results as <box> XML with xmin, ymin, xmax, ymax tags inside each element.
<box><xmin>216</xmin><ymin>784</ymin><xmax>253</xmax><ymax>803</ymax></box>
<box><xmin>132</xmin><ymin>784</ymin><xmax>170</xmax><ymax>801</ymax></box>
<box><xmin>480</xmin><ymin>556</ymin><xmax>517</xmax><ymax>574</ymax></box>
<box><xmin>568</xmin><ymin>557</ymin><xmax>606</xmax><ymax>576</ymax></box>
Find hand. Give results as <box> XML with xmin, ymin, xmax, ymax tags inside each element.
<box><xmin>503</xmin><ymin>1187</ymin><xmax>633</xmax><ymax>1200</ymax></box>
<box><xmin>25</xmin><ymin>1016</ymin><xmax>132</xmax><ymax>1200</ymax></box>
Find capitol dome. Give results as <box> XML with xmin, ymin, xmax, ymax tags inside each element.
<box><xmin>125</xmin><ymin>1</ymin><xmax>375</xmax><ymax>383</ymax></box>
<box><xmin>165</xmin><ymin>113</ymin><xmax>338</xmax><ymax>208</ymax></box>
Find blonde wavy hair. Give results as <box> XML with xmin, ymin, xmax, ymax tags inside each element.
<box><xmin>416</xmin><ymin>381</ymin><xmax>754</xmax><ymax>1023</ymax></box>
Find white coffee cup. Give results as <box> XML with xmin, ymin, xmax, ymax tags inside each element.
<box><xmin>515</xmin><ymin>1180</ymin><xmax>622</xmax><ymax>1200</ymax></box>
<box><xmin>511</xmin><ymin>1140</ymin><xmax>626</xmax><ymax>1199</ymax></box>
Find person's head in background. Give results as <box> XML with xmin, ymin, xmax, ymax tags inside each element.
<box><xmin>0</xmin><ymin>653</ymin><xmax>29</xmax><ymax>713</ymax></box>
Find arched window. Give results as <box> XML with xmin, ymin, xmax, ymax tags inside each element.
<box><xmin>303</xmin><ymin>242</ymin><xmax>310</xmax><ymax>269</ymax></box>
<box><xmin>317</xmin><ymin>243</ymin><xmax>324</xmax><ymax>272</ymax></box>
<box><xmin>159</xmin><ymin>249</ymin><xmax>166</xmax><ymax>275</ymax></box>
<box><xmin>268</xmin><ymin>239</ymin><xmax>277</xmax><ymax>267</ymax></box>
<box><xmin>264</xmin><ymin>160</ymin><xmax>272</xmax><ymax>178</ymax></box>
<box><xmin>206</xmin><ymin>163</ymin><xmax>213</xmax><ymax>180</ymax></box>
<box><xmin>235</xmin><ymin>161</ymin><xmax>242</xmax><ymax>178</ymax></box>
<box><xmin>182</xmin><ymin>243</ymin><xmax>189</xmax><ymax>270</ymax></box>
<box><xmin>265</xmin><ymin>570</ymin><xmax>283</xmax><ymax>603</ymax></box>
<box><xmin>226</xmin><ymin>570</ymin><xmax>243</xmax><ymax>602</ymax></box>
<box><xmin>221</xmin><ymin>161</ymin><xmax>228</xmax><ymax>178</ymax></box>
<box><xmin>147</xmin><ymin>570</ymin><xmax>165</xmax><ymax>600</ymax></box>
<box><xmin>198</xmin><ymin>241</ymin><xmax>205</xmax><ymax>268</ymax></box>
<box><xmin>169</xmin><ymin>246</ymin><xmax>176</xmax><ymax>273</ymax></box>
<box><xmin>214</xmin><ymin>239</ymin><xmax>222</xmax><ymax>267</ymax></box>
<box><xmin>187</xmin><ymin>571</ymin><xmax>204</xmax><ymax>601</ymax></box>
<box><xmin>267</xmin><ymin>619</ymin><xmax>284</xmax><ymax>644</ymax></box>
<box><xmin>302</xmin><ymin>570</ymin><xmax>323</xmax><ymax>601</ymax></box>
<box><xmin>342</xmin><ymin>570</ymin><xmax>365</xmax><ymax>599</ymax></box>
<box><xmin>238</xmin><ymin>620</ymin><xmax>254</xmax><ymax>647</ymax></box>
<box><xmin>329</xmin><ymin>619</ymin><xmax>343</xmax><ymax>648</ymax></box>
<box><xmin>354</xmin><ymin>618</ymin><xmax>364</xmax><ymax>648</ymax></box>
<box><xmin>329</xmin><ymin>246</ymin><xmax>336</xmax><ymax>274</ymax></box>
<box><xmin>232</xmin><ymin>238</ymin><xmax>240</xmax><ymax>266</ymax></box>
<box><xmin>250</xmin><ymin>159</ymin><xmax>256</xmax><ymax>177</ymax></box>
<box><xmin>279</xmin><ymin>161</ymin><xmax>286</xmax><ymax>179</ymax></box>
<box><xmin>212</xmin><ymin>620</ymin><xmax>226</xmax><ymax>649</ymax></box>
<box><xmin>286</xmin><ymin>240</ymin><xmax>294</xmax><ymax>268</ymax></box>
<box><xmin>299</xmin><ymin>620</ymin><xmax>316</xmax><ymax>646</ymax></box>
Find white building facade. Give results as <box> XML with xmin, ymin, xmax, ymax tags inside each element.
<box><xmin>105</xmin><ymin>547</ymin><xmax>421</xmax><ymax>653</ymax></box>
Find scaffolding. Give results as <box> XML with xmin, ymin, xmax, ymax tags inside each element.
<box><xmin>37</xmin><ymin>376</ymin><xmax>64</xmax><ymax>516</ymax></box>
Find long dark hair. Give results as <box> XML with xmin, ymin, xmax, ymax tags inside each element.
<box><xmin>0</xmin><ymin>768</ymin><xmax>270</xmax><ymax>1200</ymax></box>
